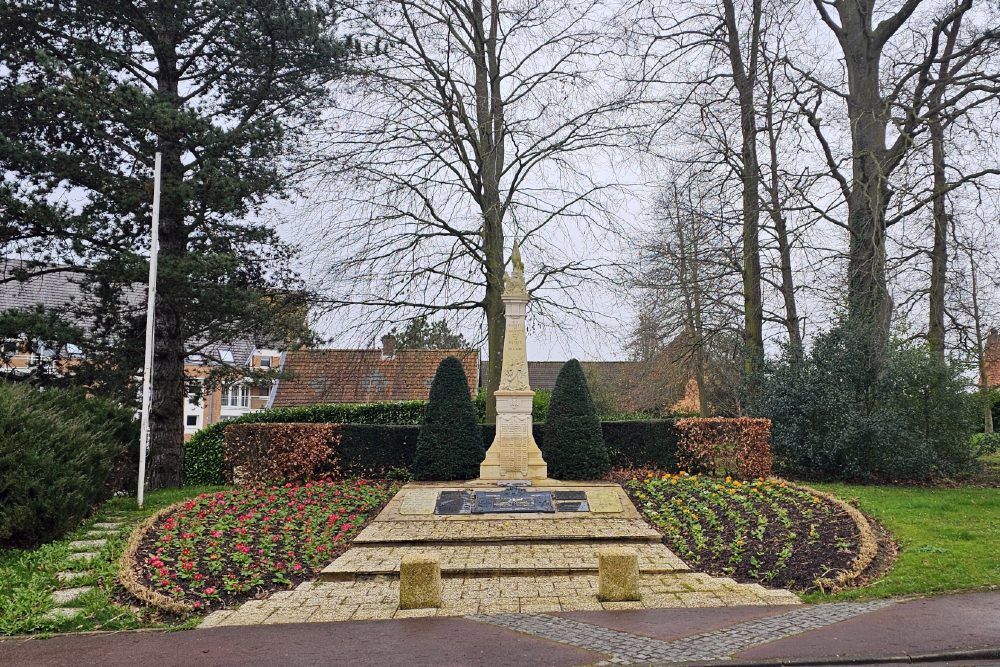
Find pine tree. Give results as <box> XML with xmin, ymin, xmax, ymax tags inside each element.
<box><xmin>543</xmin><ymin>359</ymin><xmax>610</xmax><ymax>479</ymax></box>
<box><xmin>0</xmin><ymin>0</ymin><xmax>348</xmax><ymax>488</ymax></box>
<box><xmin>413</xmin><ymin>357</ymin><xmax>483</xmax><ymax>480</ymax></box>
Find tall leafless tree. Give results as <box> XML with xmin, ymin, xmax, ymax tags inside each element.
<box><xmin>305</xmin><ymin>0</ymin><xmax>645</xmax><ymax>420</ymax></box>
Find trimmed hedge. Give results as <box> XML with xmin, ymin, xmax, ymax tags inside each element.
<box><xmin>184</xmin><ymin>401</ymin><xmax>427</xmax><ymax>485</ymax></box>
<box><xmin>212</xmin><ymin>418</ymin><xmax>683</xmax><ymax>485</ymax></box>
<box><xmin>225</xmin><ymin>423</ymin><xmax>338</xmax><ymax>486</ymax></box>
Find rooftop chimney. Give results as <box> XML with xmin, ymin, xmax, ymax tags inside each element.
<box><xmin>381</xmin><ymin>334</ymin><xmax>397</xmax><ymax>359</ymax></box>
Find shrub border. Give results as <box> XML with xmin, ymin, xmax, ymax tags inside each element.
<box><xmin>780</xmin><ymin>479</ymin><xmax>880</xmax><ymax>592</ymax></box>
<box><xmin>118</xmin><ymin>501</ymin><xmax>196</xmax><ymax>616</ymax></box>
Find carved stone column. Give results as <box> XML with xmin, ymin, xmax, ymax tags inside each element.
<box><xmin>480</xmin><ymin>242</ymin><xmax>548</xmax><ymax>481</ymax></box>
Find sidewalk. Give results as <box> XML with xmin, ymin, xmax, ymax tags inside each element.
<box><xmin>2</xmin><ymin>591</ymin><xmax>997</xmax><ymax>666</ymax></box>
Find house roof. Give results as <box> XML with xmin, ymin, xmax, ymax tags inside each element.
<box><xmin>0</xmin><ymin>259</ymin><xmax>87</xmax><ymax>316</ymax></box>
<box><xmin>986</xmin><ymin>329</ymin><xmax>1000</xmax><ymax>388</ymax></box>
<box><xmin>271</xmin><ymin>348</ymin><xmax>479</xmax><ymax>406</ymax></box>
<box><xmin>478</xmin><ymin>360</ymin><xmax>641</xmax><ymax>391</ymax></box>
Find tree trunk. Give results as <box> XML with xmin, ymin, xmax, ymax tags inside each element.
<box><xmin>762</xmin><ymin>60</ymin><xmax>803</xmax><ymax>355</ymax></box>
<box><xmin>475</xmin><ymin>0</ymin><xmax>507</xmax><ymax>423</ymax></box>
<box><xmin>721</xmin><ymin>0</ymin><xmax>764</xmax><ymax>388</ymax></box>
<box><xmin>928</xmin><ymin>116</ymin><xmax>948</xmax><ymax>360</ymax></box>
<box><xmin>147</xmin><ymin>23</ymin><xmax>186</xmax><ymax>489</ymax></box>
<box><xmin>969</xmin><ymin>253</ymin><xmax>994</xmax><ymax>434</ymax></box>
<box><xmin>836</xmin><ymin>0</ymin><xmax>894</xmax><ymax>371</ymax></box>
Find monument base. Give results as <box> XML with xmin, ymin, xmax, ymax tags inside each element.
<box><xmin>480</xmin><ymin>389</ymin><xmax>547</xmax><ymax>481</ymax></box>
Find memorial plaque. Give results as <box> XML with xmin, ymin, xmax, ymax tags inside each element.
<box><xmin>553</xmin><ymin>491</ymin><xmax>587</xmax><ymax>501</ymax></box>
<box><xmin>555</xmin><ymin>500</ymin><xmax>590</xmax><ymax>512</ymax></box>
<box><xmin>434</xmin><ymin>490</ymin><xmax>473</xmax><ymax>515</ymax></box>
<box><xmin>473</xmin><ymin>486</ymin><xmax>554</xmax><ymax>513</ymax></box>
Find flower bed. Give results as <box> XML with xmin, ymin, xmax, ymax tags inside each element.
<box><xmin>135</xmin><ymin>480</ymin><xmax>396</xmax><ymax>611</ymax></box>
<box><xmin>627</xmin><ymin>473</ymin><xmax>859</xmax><ymax>591</ymax></box>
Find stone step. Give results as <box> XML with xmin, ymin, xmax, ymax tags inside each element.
<box><xmin>68</xmin><ymin>539</ymin><xmax>107</xmax><ymax>551</ymax></box>
<box><xmin>353</xmin><ymin>518</ymin><xmax>663</xmax><ymax>545</ymax></box>
<box><xmin>320</xmin><ymin>541</ymin><xmax>689</xmax><ymax>581</ymax></box>
<box><xmin>51</xmin><ymin>586</ymin><xmax>92</xmax><ymax>604</ymax></box>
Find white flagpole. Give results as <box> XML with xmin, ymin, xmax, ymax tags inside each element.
<box><xmin>137</xmin><ymin>152</ymin><xmax>162</xmax><ymax>508</ymax></box>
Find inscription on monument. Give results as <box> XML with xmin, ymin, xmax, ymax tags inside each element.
<box><xmin>473</xmin><ymin>487</ymin><xmax>554</xmax><ymax>513</ymax></box>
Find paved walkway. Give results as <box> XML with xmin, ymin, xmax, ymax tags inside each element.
<box><xmin>3</xmin><ymin>592</ymin><xmax>998</xmax><ymax>666</ymax></box>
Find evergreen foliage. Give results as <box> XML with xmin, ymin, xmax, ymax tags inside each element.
<box><xmin>543</xmin><ymin>358</ymin><xmax>610</xmax><ymax>479</ymax></box>
<box><xmin>0</xmin><ymin>384</ymin><xmax>128</xmax><ymax>548</ymax></box>
<box><xmin>0</xmin><ymin>0</ymin><xmax>349</xmax><ymax>487</ymax></box>
<box><xmin>756</xmin><ymin>321</ymin><xmax>979</xmax><ymax>481</ymax></box>
<box><xmin>413</xmin><ymin>357</ymin><xmax>483</xmax><ymax>480</ymax></box>
<box><xmin>393</xmin><ymin>316</ymin><xmax>469</xmax><ymax>349</ymax></box>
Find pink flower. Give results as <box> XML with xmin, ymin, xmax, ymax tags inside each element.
<box><xmin>204</xmin><ymin>587</ymin><xmax>217</xmax><ymax>595</ymax></box>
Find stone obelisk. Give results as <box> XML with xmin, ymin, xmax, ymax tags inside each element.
<box><xmin>480</xmin><ymin>242</ymin><xmax>548</xmax><ymax>481</ymax></box>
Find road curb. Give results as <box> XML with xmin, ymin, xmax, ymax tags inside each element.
<box><xmin>669</xmin><ymin>645</ymin><xmax>1000</xmax><ymax>666</ymax></box>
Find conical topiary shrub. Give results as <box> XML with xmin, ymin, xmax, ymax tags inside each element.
<box><xmin>543</xmin><ymin>359</ymin><xmax>610</xmax><ymax>479</ymax></box>
<box><xmin>413</xmin><ymin>356</ymin><xmax>484</xmax><ymax>480</ymax></box>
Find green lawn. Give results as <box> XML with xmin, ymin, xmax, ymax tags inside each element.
<box><xmin>806</xmin><ymin>482</ymin><xmax>999</xmax><ymax>602</ymax></box>
<box><xmin>0</xmin><ymin>486</ymin><xmax>224</xmax><ymax>636</ymax></box>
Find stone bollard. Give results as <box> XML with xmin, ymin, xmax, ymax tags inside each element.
<box><xmin>598</xmin><ymin>546</ymin><xmax>640</xmax><ymax>602</ymax></box>
<box><xmin>399</xmin><ymin>553</ymin><xmax>442</xmax><ymax>609</ymax></box>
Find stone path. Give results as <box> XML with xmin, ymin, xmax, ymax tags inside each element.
<box><xmin>41</xmin><ymin>519</ymin><xmax>123</xmax><ymax>622</ymax></box>
<box><xmin>202</xmin><ymin>571</ymin><xmax>800</xmax><ymax>627</ymax></box>
<box><xmin>470</xmin><ymin>600</ymin><xmax>896</xmax><ymax>665</ymax></box>
<box><xmin>321</xmin><ymin>542</ymin><xmax>688</xmax><ymax>580</ymax></box>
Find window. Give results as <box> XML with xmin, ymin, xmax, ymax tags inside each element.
<box><xmin>259</xmin><ymin>356</ymin><xmax>271</xmax><ymax>368</ymax></box>
<box><xmin>220</xmin><ymin>384</ymin><xmax>250</xmax><ymax>408</ymax></box>
<box><xmin>218</xmin><ymin>349</ymin><xmax>235</xmax><ymax>363</ymax></box>
<box><xmin>186</xmin><ymin>415</ymin><xmax>198</xmax><ymax>427</ymax></box>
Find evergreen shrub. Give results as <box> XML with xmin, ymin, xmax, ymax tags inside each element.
<box><xmin>0</xmin><ymin>384</ymin><xmax>125</xmax><ymax>548</ymax></box>
<box><xmin>757</xmin><ymin>322</ymin><xmax>979</xmax><ymax>481</ymax></box>
<box><xmin>413</xmin><ymin>357</ymin><xmax>484</xmax><ymax>480</ymax></box>
<box><xmin>542</xmin><ymin>359</ymin><xmax>610</xmax><ymax>479</ymax></box>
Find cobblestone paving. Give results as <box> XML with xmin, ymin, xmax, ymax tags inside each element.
<box><xmin>321</xmin><ymin>542</ymin><xmax>688</xmax><ymax>579</ymax></box>
<box><xmin>469</xmin><ymin>600</ymin><xmax>895</xmax><ymax>664</ymax></box>
<box><xmin>353</xmin><ymin>518</ymin><xmax>662</xmax><ymax>543</ymax></box>
<box><xmin>201</xmin><ymin>572</ymin><xmax>800</xmax><ymax>627</ymax></box>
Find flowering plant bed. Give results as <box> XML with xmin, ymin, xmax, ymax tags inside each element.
<box><xmin>135</xmin><ymin>480</ymin><xmax>396</xmax><ymax>611</ymax></box>
<box><xmin>627</xmin><ymin>473</ymin><xmax>860</xmax><ymax>591</ymax></box>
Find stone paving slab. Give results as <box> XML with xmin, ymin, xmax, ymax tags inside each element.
<box><xmin>91</xmin><ymin>522</ymin><xmax>122</xmax><ymax>530</ymax></box>
<box><xmin>354</xmin><ymin>518</ymin><xmax>662</xmax><ymax>544</ymax></box>
<box><xmin>66</xmin><ymin>552</ymin><xmax>97</xmax><ymax>562</ymax></box>
<box><xmin>321</xmin><ymin>542</ymin><xmax>689</xmax><ymax>580</ymax></box>
<box><xmin>202</xmin><ymin>572</ymin><xmax>799</xmax><ymax>627</ymax></box>
<box><xmin>40</xmin><ymin>607</ymin><xmax>82</xmax><ymax>622</ymax></box>
<box><xmin>51</xmin><ymin>586</ymin><xmax>92</xmax><ymax>605</ymax></box>
<box><xmin>55</xmin><ymin>571</ymin><xmax>89</xmax><ymax>584</ymax></box>
<box><xmin>67</xmin><ymin>539</ymin><xmax>106</xmax><ymax>551</ymax></box>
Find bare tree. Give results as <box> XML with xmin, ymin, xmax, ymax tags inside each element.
<box><xmin>305</xmin><ymin>0</ymin><xmax>645</xmax><ymax>420</ymax></box>
<box><xmin>799</xmin><ymin>0</ymin><xmax>999</xmax><ymax>369</ymax></box>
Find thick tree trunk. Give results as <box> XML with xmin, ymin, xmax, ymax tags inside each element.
<box><xmin>475</xmin><ymin>0</ymin><xmax>507</xmax><ymax>423</ymax></box>
<box><xmin>721</xmin><ymin>0</ymin><xmax>764</xmax><ymax>389</ymax></box>
<box><xmin>928</xmin><ymin>117</ymin><xmax>948</xmax><ymax>360</ymax></box>
<box><xmin>839</xmin><ymin>8</ymin><xmax>893</xmax><ymax>370</ymax></box>
<box><xmin>147</xmin><ymin>27</ymin><xmax>187</xmax><ymax>489</ymax></box>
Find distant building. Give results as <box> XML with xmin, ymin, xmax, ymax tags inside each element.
<box><xmin>985</xmin><ymin>329</ymin><xmax>1000</xmax><ymax>388</ymax></box>
<box><xmin>270</xmin><ymin>335</ymin><xmax>478</xmax><ymax>407</ymax></box>
<box><xmin>0</xmin><ymin>258</ymin><xmax>284</xmax><ymax>437</ymax></box>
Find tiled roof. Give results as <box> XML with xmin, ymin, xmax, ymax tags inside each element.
<box><xmin>986</xmin><ymin>329</ymin><xmax>1000</xmax><ymax>388</ymax></box>
<box><xmin>0</xmin><ymin>259</ymin><xmax>86</xmax><ymax>315</ymax></box>
<box><xmin>479</xmin><ymin>360</ymin><xmax>640</xmax><ymax>391</ymax></box>
<box><xmin>272</xmin><ymin>348</ymin><xmax>479</xmax><ymax>406</ymax></box>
